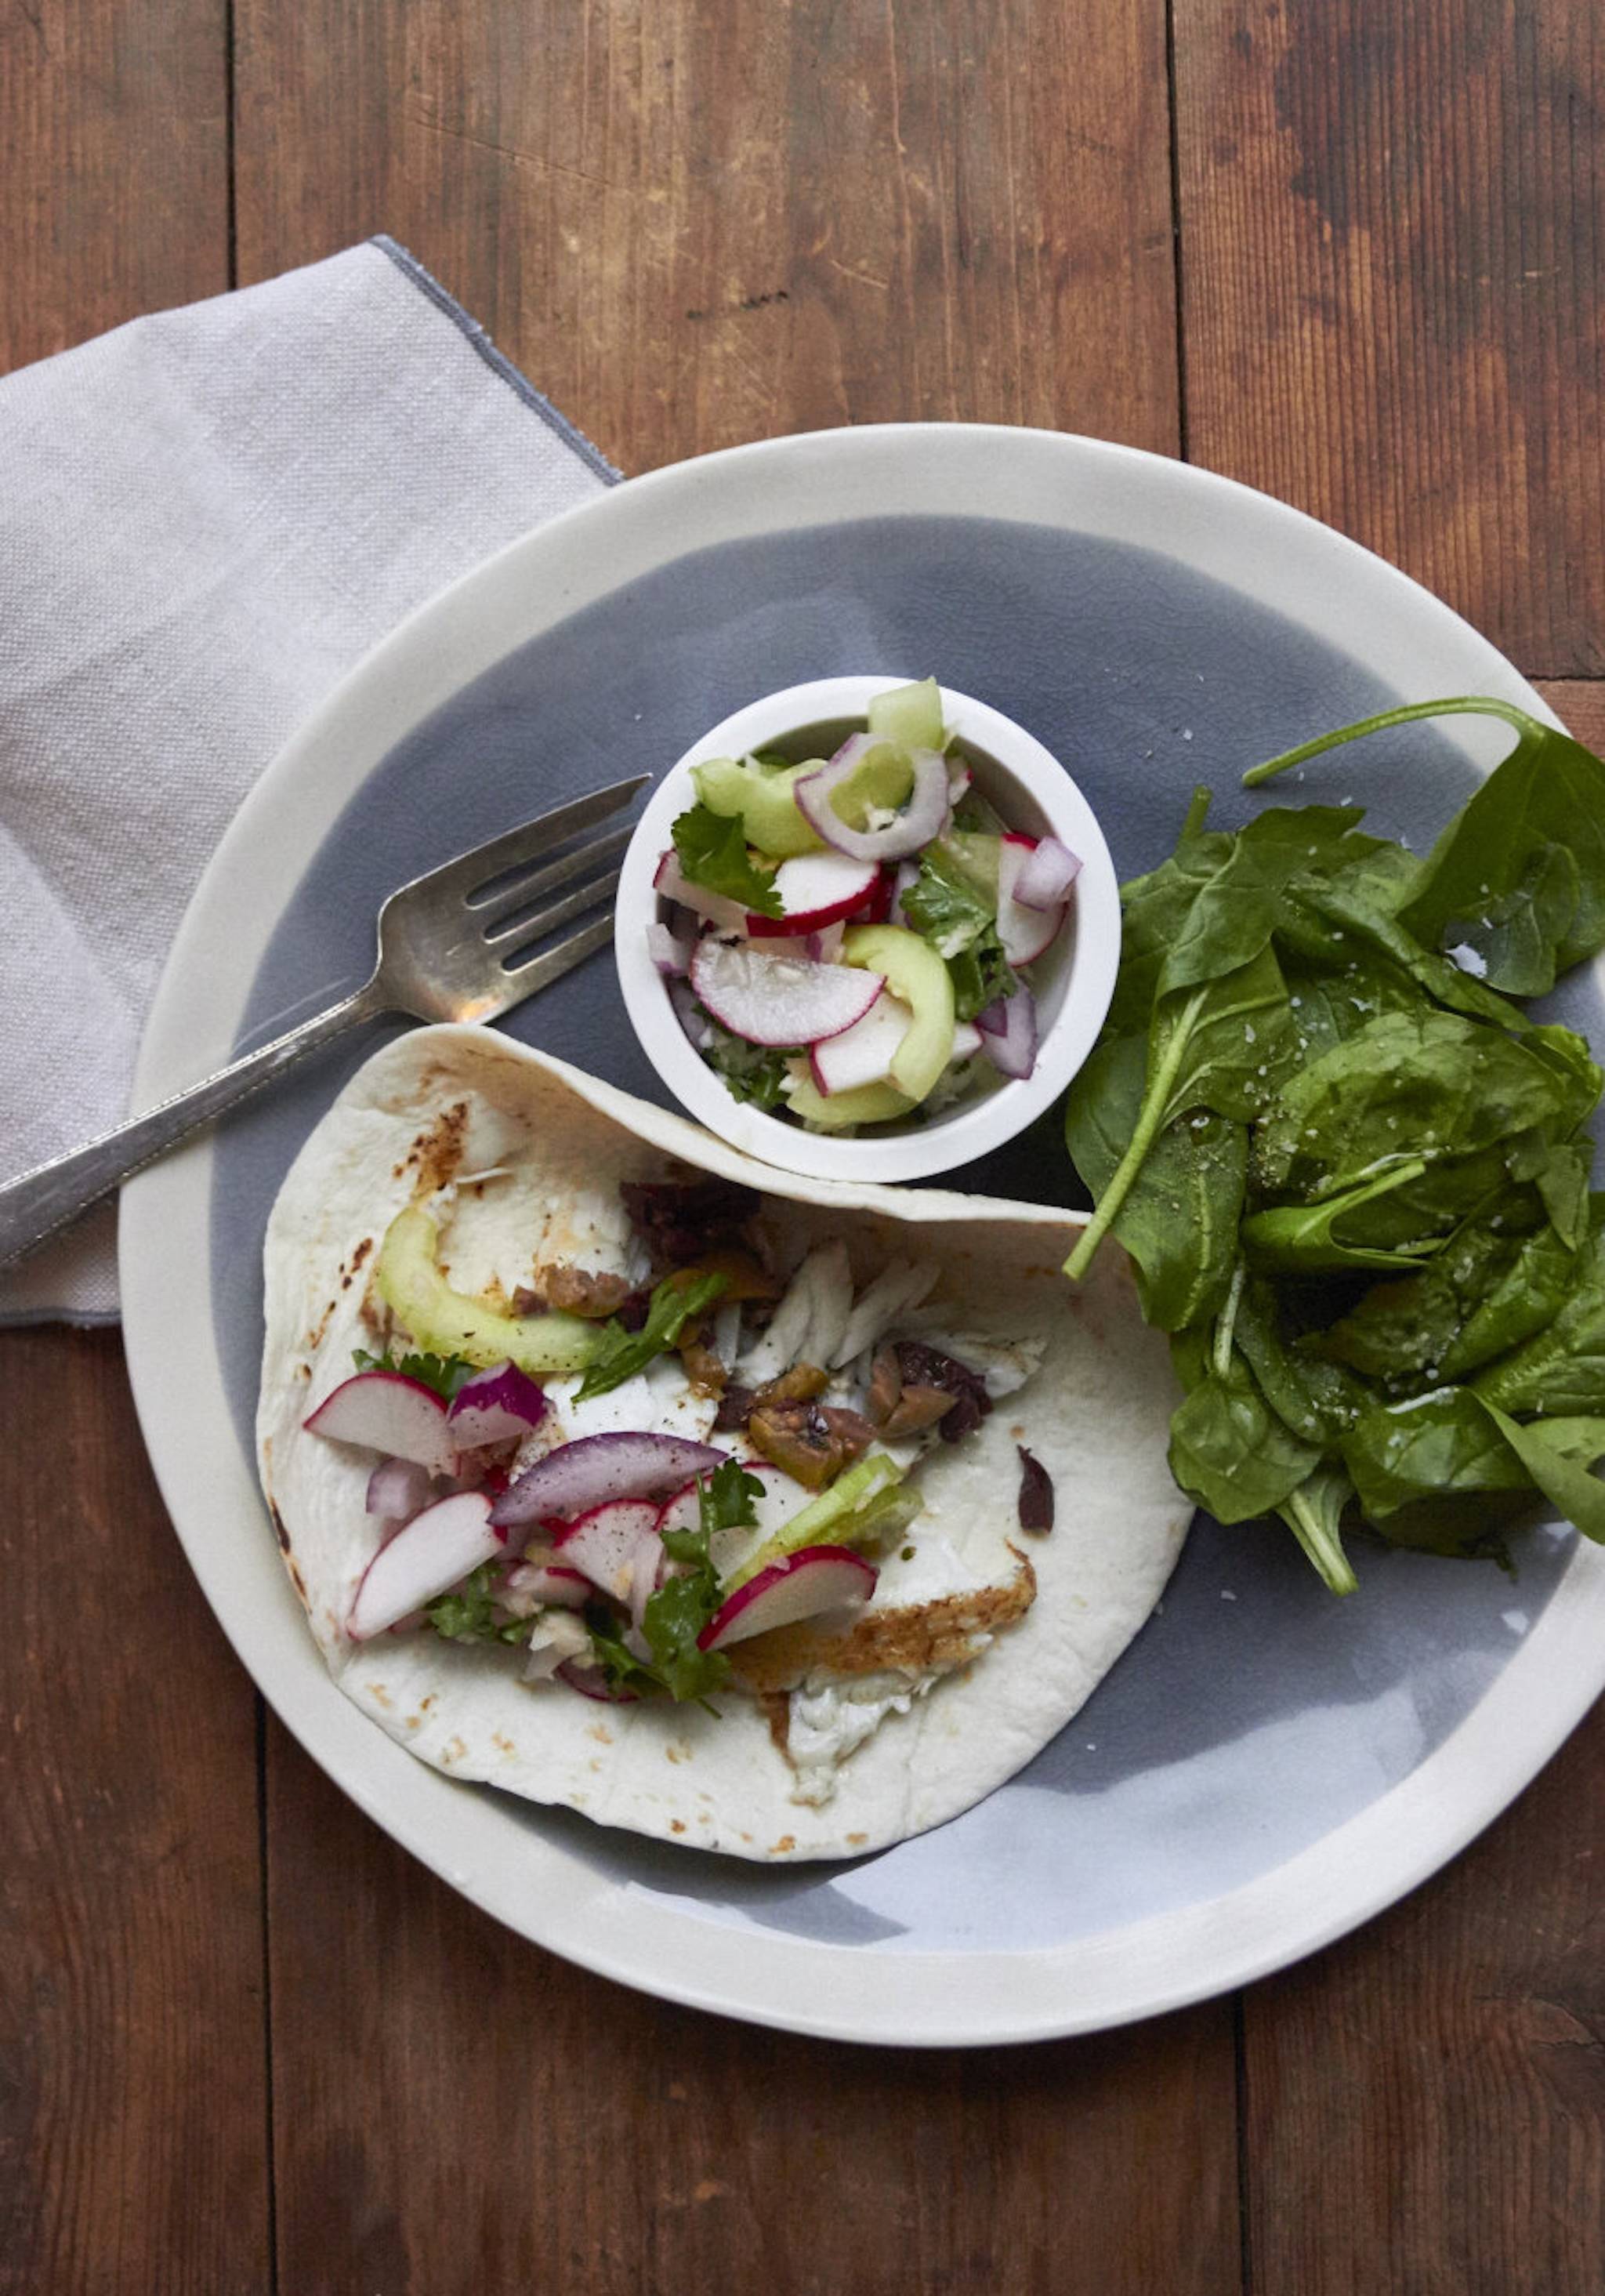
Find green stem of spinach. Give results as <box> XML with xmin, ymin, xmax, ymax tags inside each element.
<box><xmin>1181</xmin><ymin>783</ymin><xmax>1214</xmax><ymax>839</ymax></box>
<box><xmin>1212</xmin><ymin>1261</ymin><xmax>1247</xmax><ymax>1381</ymax></box>
<box><xmin>1241</xmin><ymin>695</ymin><xmax>1543</xmax><ymax>789</ymax></box>
<box><xmin>1281</xmin><ymin>1485</ymin><xmax>1359</xmax><ymax>1596</ymax></box>
<box><xmin>1064</xmin><ymin>988</ymin><xmax>1208</xmax><ymax>1282</ymax></box>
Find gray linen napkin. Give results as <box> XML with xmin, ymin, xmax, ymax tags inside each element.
<box><xmin>0</xmin><ymin>238</ymin><xmax>614</xmax><ymax>1322</ymax></box>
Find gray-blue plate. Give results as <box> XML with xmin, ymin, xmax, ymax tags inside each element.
<box><xmin>122</xmin><ymin>426</ymin><xmax>1605</xmax><ymax>2044</ymax></box>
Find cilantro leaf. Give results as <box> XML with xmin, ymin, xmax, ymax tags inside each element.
<box><xmin>947</xmin><ymin>933</ymin><xmax>1018</xmax><ymax>1024</ymax></box>
<box><xmin>642</xmin><ymin>1462</ymin><xmax>759</xmax><ymax>1700</ymax></box>
<box><xmin>901</xmin><ymin>841</ymin><xmax>993</xmax><ymax>956</ymax></box>
<box><xmin>426</xmin><ymin>1564</ymin><xmax>533</xmax><ymax>1645</ymax></box>
<box><xmin>697</xmin><ymin>1007</ymin><xmax>799</xmax><ymax>1110</ymax></box>
<box><xmin>573</xmin><ymin>1269</ymin><xmax>730</xmax><ymax>1402</ymax></box>
<box><xmin>585</xmin><ymin>1610</ymin><xmax>672</xmax><ymax>1699</ymax></box>
<box><xmin>671</xmin><ymin>802</ymin><xmax>783</xmax><ymax>917</ymax></box>
<box><xmin>353</xmin><ymin>1346</ymin><xmax>477</xmax><ymax>1401</ymax></box>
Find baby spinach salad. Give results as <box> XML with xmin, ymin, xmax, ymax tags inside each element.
<box><xmin>1064</xmin><ymin>695</ymin><xmax>1605</xmax><ymax>1592</ymax></box>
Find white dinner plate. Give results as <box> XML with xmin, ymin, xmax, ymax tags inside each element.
<box><xmin>121</xmin><ymin>424</ymin><xmax>1605</xmax><ymax>2046</ymax></box>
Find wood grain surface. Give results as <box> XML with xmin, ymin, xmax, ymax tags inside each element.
<box><xmin>5</xmin><ymin>2</ymin><xmax>1605</xmax><ymax>2291</ymax></box>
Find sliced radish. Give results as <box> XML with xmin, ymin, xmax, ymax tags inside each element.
<box><xmin>492</xmin><ymin>1432</ymin><xmax>727</xmax><ymax>1527</ymax></box>
<box><xmin>648</xmin><ymin>919</ymin><xmax>693</xmax><ymax>976</ymax></box>
<box><xmin>809</xmin><ymin>993</ymin><xmax>913</xmax><ymax>1096</ymax></box>
<box><xmin>365</xmin><ymin>1456</ymin><xmax>435</xmax><ymax>1523</ymax></box>
<box><xmin>509</xmin><ymin>1561</ymin><xmax>592</xmax><ymax>1609</ymax></box>
<box><xmin>947</xmin><ymin>757</ymin><xmax>973</xmax><ymax>802</ymax></box>
<box><xmin>748</xmin><ymin>922</ymin><xmax>848</xmax><ymax>964</ymax></box>
<box><xmin>347</xmin><ymin>1492</ymin><xmax>505</xmax><ymax>1641</ymax></box>
<box><xmin>629</xmin><ymin>1522</ymin><xmax>668</xmax><ymax>1631</ymax></box>
<box><xmin>745</xmin><ymin>850</ymin><xmax>879</xmax><ymax>938</ymax></box>
<box><xmin>853</xmin><ymin>865</ymin><xmax>897</xmax><ymax>924</ymax></box>
<box><xmin>697</xmin><ymin>1544</ymin><xmax>878</xmax><ymax>1651</ymax></box>
<box><xmin>793</xmin><ymin>738</ymin><xmax>951</xmax><ymax>862</ymax></box>
<box><xmin>445</xmin><ymin>1361</ymin><xmax>549</xmax><ymax>1449</ymax></box>
<box><xmin>690</xmin><ymin>938</ymin><xmax>884</xmax><ymax>1048</ymax></box>
<box><xmin>556</xmin><ymin>1497</ymin><xmax>661</xmax><ymax>1602</ymax></box>
<box><xmin>654</xmin><ymin>848</ymin><xmax>747</xmax><ymax>932</ymax></box>
<box><xmin>976</xmin><ymin>983</ymin><xmax>1039</xmax><ymax>1079</ymax></box>
<box><xmin>995</xmin><ymin>834</ymin><xmax>1068</xmax><ymax>966</ymax></box>
<box><xmin>306</xmin><ymin>1370</ymin><xmax>457</xmax><ymax>1478</ymax></box>
<box><xmin>556</xmin><ymin>1656</ymin><xmax>639</xmax><ymax>1703</ymax></box>
<box><xmin>1013</xmin><ymin>834</ymin><xmax>1081</xmax><ymax>910</ymax></box>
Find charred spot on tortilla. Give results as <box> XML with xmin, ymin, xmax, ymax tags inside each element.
<box><xmin>270</xmin><ymin>1500</ymin><xmax>292</xmax><ymax>1553</ymax></box>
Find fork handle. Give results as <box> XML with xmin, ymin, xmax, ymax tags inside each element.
<box><xmin>0</xmin><ymin>978</ymin><xmax>391</xmax><ymax>1272</ymax></box>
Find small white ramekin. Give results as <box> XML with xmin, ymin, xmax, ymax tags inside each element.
<box><xmin>614</xmin><ymin>676</ymin><xmax>1121</xmax><ymax>1183</ymax></box>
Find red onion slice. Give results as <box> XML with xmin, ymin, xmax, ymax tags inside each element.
<box><xmin>1013</xmin><ymin>835</ymin><xmax>1081</xmax><ymax>911</ymax></box>
<box><xmin>792</xmin><ymin>738</ymin><xmax>951</xmax><ymax>862</ymax></box>
<box><xmin>491</xmin><ymin>1432</ymin><xmax>728</xmax><ymax>1527</ymax></box>
<box><xmin>648</xmin><ymin>919</ymin><xmax>693</xmax><ymax>976</ymax></box>
<box><xmin>365</xmin><ymin>1456</ymin><xmax>436</xmax><ymax>1524</ymax></box>
<box><xmin>446</xmin><ymin>1361</ymin><xmax>549</xmax><ymax>1448</ymax></box>
<box><xmin>976</xmin><ymin>984</ymin><xmax>1038</xmax><ymax>1079</ymax></box>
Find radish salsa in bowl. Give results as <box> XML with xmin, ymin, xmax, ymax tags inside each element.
<box><xmin>615</xmin><ymin>676</ymin><xmax>1121</xmax><ymax>1181</ymax></box>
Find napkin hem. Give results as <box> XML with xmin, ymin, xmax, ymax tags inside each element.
<box><xmin>371</xmin><ymin>234</ymin><xmax>621</xmax><ymax>488</ymax></box>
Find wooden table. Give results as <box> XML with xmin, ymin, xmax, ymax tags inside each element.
<box><xmin>5</xmin><ymin>5</ymin><xmax>1604</xmax><ymax>2289</ymax></box>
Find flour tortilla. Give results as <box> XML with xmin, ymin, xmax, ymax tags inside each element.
<box><xmin>258</xmin><ymin>1025</ymin><xmax>1188</xmax><ymax>1862</ymax></box>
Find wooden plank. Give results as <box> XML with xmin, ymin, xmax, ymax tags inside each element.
<box><xmin>1239</xmin><ymin>1695</ymin><xmax>1605</xmax><ymax>2296</ymax></box>
<box><xmin>265</xmin><ymin>1717</ymin><xmax>1241</xmax><ymax>2296</ymax></box>
<box><xmin>231</xmin><ymin>0</ymin><xmax>1181</xmax><ymax>469</ymax></box>
<box><xmin>0</xmin><ymin>1333</ymin><xmax>268</xmax><ymax>2295</ymax></box>
<box><xmin>1173</xmin><ymin>0</ymin><xmax>1605</xmax><ymax>676</ymax></box>
<box><xmin>0</xmin><ymin>0</ymin><xmax>230</xmax><ymax>371</ymax></box>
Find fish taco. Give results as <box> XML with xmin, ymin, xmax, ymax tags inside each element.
<box><xmin>258</xmin><ymin>1025</ymin><xmax>1187</xmax><ymax>1860</ymax></box>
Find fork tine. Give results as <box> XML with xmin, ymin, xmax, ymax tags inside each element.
<box><xmin>473</xmin><ymin>822</ymin><xmax>635</xmax><ymax>931</ymax></box>
<box><xmin>481</xmin><ymin>864</ymin><xmax>623</xmax><ymax>952</ymax></box>
<box><xmin>497</xmin><ymin>912</ymin><xmax>616</xmax><ymax>996</ymax></box>
<box><xmin>412</xmin><ymin>776</ymin><xmax>648</xmax><ymax>909</ymax></box>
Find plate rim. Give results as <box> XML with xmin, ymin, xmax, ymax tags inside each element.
<box><xmin>121</xmin><ymin>420</ymin><xmax>1605</xmax><ymax>2046</ymax></box>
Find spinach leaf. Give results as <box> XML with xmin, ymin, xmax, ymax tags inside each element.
<box><xmin>1277</xmin><ymin>1464</ymin><xmax>1358</xmax><ymax>1594</ymax></box>
<box><xmin>1314</xmin><ymin>1206</ymin><xmax>1572</xmax><ymax>1386</ymax></box>
<box><xmin>1240</xmin><ymin>1161</ymin><xmax>1440</xmax><ymax>1275</ymax></box>
<box><xmin>1253</xmin><ymin>1010</ymin><xmax>1592</xmax><ymax>1201</ymax></box>
<box><xmin>1230</xmin><ymin>1281</ymin><xmax>1368</xmax><ymax>1445</ymax></box>
<box><xmin>670</xmin><ymin>802</ymin><xmax>783</xmax><ymax>917</ymax></box>
<box><xmin>1342</xmin><ymin>1388</ymin><xmax>1534</xmax><ymax>1518</ymax></box>
<box><xmin>1473</xmin><ymin>1212</ymin><xmax>1605</xmax><ymax>1414</ymax></box>
<box><xmin>1480</xmin><ymin>1404</ymin><xmax>1605</xmax><ymax>1544</ymax></box>
<box><xmin>1066</xmin><ymin>949</ymin><xmax>1292</xmax><ymax>1282</ymax></box>
<box><xmin>1166</xmin><ymin>1351</ymin><xmax>1323</xmax><ymax>1525</ymax></box>
<box><xmin>1243</xmin><ymin>695</ymin><xmax>1605</xmax><ymax>988</ymax></box>
<box><xmin>574</xmin><ymin>1269</ymin><xmax>730</xmax><ymax>1402</ymax></box>
<box><xmin>1065</xmin><ymin>1036</ymin><xmax>1246</xmax><ymax>1329</ymax></box>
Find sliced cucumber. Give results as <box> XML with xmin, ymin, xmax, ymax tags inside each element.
<box><xmin>940</xmin><ymin>830</ymin><xmax>1002</xmax><ymax>899</ymax></box>
<box><xmin>692</xmin><ymin>756</ymin><xmax>824</xmax><ymax>860</ymax></box>
<box><xmin>785</xmin><ymin>1072</ymin><xmax>913</xmax><ymax>1129</ymax></box>
<box><xmin>841</xmin><ymin>924</ymin><xmax>957</xmax><ymax>1102</ymax></box>
<box><xmin>867</xmin><ymin>676</ymin><xmax>944</xmax><ymax>752</ymax></box>
<box><xmin>374</xmin><ymin>1207</ymin><xmax>603</xmax><ymax>1376</ymax></box>
<box><xmin>824</xmin><ymin>738</ymin><xmax>915</xmax><ymax>832</ymax></box>
<box><xmin>730</xmin><ymin>1452</ymin><xmax>915</xmax><ymax>1586</ymax></box>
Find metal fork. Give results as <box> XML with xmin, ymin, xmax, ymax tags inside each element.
<box><xmin>0</xmin><ymin>775</ymin><xmax>648</xmax><ymax>1271</ymax></box>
